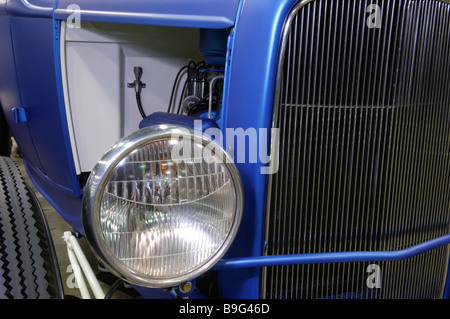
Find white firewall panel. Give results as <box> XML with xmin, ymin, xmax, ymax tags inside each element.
<box><xmin>65</xmin><ymin>41</ymin><xmax>122</xmax><ymax>173</ymax></box>
<box><xmin>122</xmin><ymin>53</ymin><xmax>193</xmax><ymax>137</ymax></box>
<box><xmin>62</xmin><ymin>22</ymin><xmax>203</xmax><ymax>174</ymax></box>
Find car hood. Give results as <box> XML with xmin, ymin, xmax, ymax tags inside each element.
<box><xmin>54</xmin><ymin>0</ymin><xmax>240</xmax><ymax>28</ymax></box>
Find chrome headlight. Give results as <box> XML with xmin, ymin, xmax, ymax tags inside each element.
<box><xmin>82</xmin><ymin>125</ymin><xmax>243</xmax><ymax>288</ymax></box>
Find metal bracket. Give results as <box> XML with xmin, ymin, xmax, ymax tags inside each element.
<box><xmin>11</xmin><ymin>107</ymin><xmax>27</xmax><ymax>124</ymax></box>
<box><xmin>127</xmin><ymin>66</ymin><xmax>146</xmax><ymax>93</ymax></box>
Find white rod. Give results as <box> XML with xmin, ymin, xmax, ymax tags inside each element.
<box><xmin>66</xmin><ymin>244</ymin><xmax>91</xmax><ymax>299</ymax></box>
<box><xmin>63</xmin><ymin>232</ymin><xmax>106</xmax><ymax>299</ymax></box>
<box><xmin>208</xmin><ymin>75</ymin><xmax>224</xmax><ymax>119</ymax></box>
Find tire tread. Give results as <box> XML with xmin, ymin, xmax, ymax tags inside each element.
<box><xmin>0</xmin><ymin>156</ymin><xmax>63</xmax><ymax>299</ymax></box>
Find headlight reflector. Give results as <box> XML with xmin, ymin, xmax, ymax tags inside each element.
<box><xmin>82</xmin><ymin>125</ymin><xmax>243</xmax><ymax>287</ymax></box>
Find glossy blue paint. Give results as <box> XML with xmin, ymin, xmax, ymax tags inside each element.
<box><xmin>214</xmin><ymin>234</ymin><xmax>450</xmax><ymax>269</ymax></box>
<box><xmin>217</xmin><ymin>0</ymin><xmax>298</xmax><ymax>299</ymax></box>
<box><xmin>54</xmin><ymin>0</ymin><xmax>239</xmax><ymax>29</ymax></box>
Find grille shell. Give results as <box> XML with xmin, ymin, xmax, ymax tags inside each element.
<box><xmin>263</xmin><ymin>0</ymin><xmax>450</xmax><ymax>299</ymax></box>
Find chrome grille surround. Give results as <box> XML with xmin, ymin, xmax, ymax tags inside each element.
<box><xmin>263</xmin><ymin>0</ymin><xmax>450</xmax><ymax>299</ymax></box>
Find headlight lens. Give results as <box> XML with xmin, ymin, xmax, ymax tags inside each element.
<box><xmin>82</xmin><ymin>125</ymin><xmax>243</xmax><ymax>287</ymax></box>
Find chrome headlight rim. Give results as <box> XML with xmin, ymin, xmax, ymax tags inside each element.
<box><xmin>82</xmin><ymin>124</ymin><xmax>243</xmax><ymax>288</ymax></box>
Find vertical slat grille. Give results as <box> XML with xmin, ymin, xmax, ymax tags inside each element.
<box><xmin>264</xmin><ymin>0</ymin><xmax>450</xmax><ymax>299</ymax></box>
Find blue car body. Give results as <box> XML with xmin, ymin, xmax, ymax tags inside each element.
<box><xmin>1</xmin><ymin>0</ymin><xmax>450</xmax><ymax>299</ymax></box>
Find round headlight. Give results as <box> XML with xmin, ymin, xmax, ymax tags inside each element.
<box><xmin>82</xmin><ymin>125</ymin><xmax>243</xmax><ymax>288</ymax></box>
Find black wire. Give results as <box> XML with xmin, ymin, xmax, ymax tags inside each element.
<box><xmin>196</xmin><ymin>61</ymin><xmax>206</xmax><ymax>69</ymax></box>
<box><xmin>176</xmin><ymin>80</ymin><xmax>189</xmax><ymax>114</ymax></box>
<box><xmin>187</xmin><ymin>61</ymin><xmax>197</xmax><ymax>96</ymax></box>
<box><xmin>104</xmin><ymin>278</ymin><xmax>124</xmax><ymax>299</ymax></box>
<box><xmin>167</xmin><ymin>61</ymin><xmax>208</xmax><ymax>114</ymax></box>
<box><xmin>167</xmin><ymin>65</ymin><xmax>189</xmax><ymax>113</ymax></box>
<box><xmin>136</xmin><ymin>92</ymin><xmax>146</xmax><ymax>119</ymax></box>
